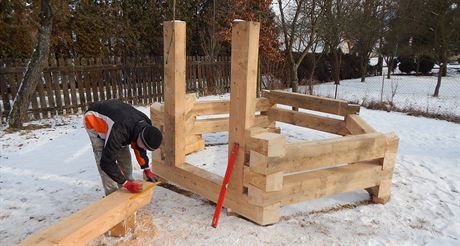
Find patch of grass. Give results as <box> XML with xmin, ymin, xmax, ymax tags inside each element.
<box><xmin>360</xmin><ymin>100</ymin><xmax>460</xmax><ymax>124</ymax></box>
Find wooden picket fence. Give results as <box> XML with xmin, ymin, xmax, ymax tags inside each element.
<box><xmin>0</xmin><ymin>56</ymin><xmax>232</xmax><ymax>122</ymax></box>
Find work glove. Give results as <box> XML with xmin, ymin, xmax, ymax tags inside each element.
<box><xmin>123</xmin><ymin>180</ymin><xmax>143</xmax><ymax>193</ymax></box>
<box><xmin>143</xmin><ymin>168</ymin><xmax>159</xmax><ymax>182</ymax></box>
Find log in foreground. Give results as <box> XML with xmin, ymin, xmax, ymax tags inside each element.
<box><xmin>18</xmin><ymin>182</ymin><xmax>156</xmax><ymax>246</ymax></box>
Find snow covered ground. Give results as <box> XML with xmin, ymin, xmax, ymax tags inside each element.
<box><xmin>1</xmin><ymin>95</ymin><xmax>459</xmax><ymax>245</ymax></box>
<box><xmin>304</xmin><ymin>66</ymin><xmax>460</xmax><ymax>117</ymax></box>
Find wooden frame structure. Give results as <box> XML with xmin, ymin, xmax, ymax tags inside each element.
<box><xmin>151</xmin><ymin>20</ymin><xmax>399</xmax><ymax>225</ymax></box>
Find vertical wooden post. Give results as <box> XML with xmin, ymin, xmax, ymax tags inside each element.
<box><xmin>163</xmin><ymin>21</ymin><xmax>186</xmax><ymax>167</ymax></box>
<box><xmin>228</xmin><ymin>21</ymin><xmax>260</xmax><ymax>193</ymax></box>
<box><xmin>368</xmin><ymin>133</ymin><xmax>399</xmax><ymax>203</ymax></box>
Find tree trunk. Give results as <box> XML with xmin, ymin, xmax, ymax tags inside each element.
<box><xmin>433</xmin><ymin>62</ymin><xmax>445</xmax><ymax>97</ymax></box>
<box><xmin>415</xmin><ymin>56</ymin><xmax>420</xmax><ymax>75</ymax></box>
<box><xmin>291</xmin><ymin>67</ymin><xmax>299</xmax><ymax>111</ymax></box>
<box><xmin>291</xmin><ymin>66</ymin><xmax>299</xmax><ymax>93</ymax></box>
<box><xmin>387</xmin><ymin>58</ymin><xmax>392</xmax><ymax>79</ymax></box>
<box><xmin>360</xmin><ymin>56</ymin><xmax>368</xmax><ymax>82</ymax></box>
<box><xmin>332</xmin><ymin>50</ymin><xmax>340</xmax><ymax>85</ymax></box>
<box><xmin>441</xmin><ymin>64</ymin><xmax>447</xmax><ymax>77</ymax></box>
<box><xmin>377</xmin><ymin>56</ymin><xmax>383</xmax><ymax>76</ymax></box>
<box><xmin>308</xmin><ymin>55</ymin><xmax>317</xmax><ymax>95</ymax></box>
<box><xmin>8</xmin><ymin>0</ymin><xmax>53</xmax><ymax>128</ymax></box>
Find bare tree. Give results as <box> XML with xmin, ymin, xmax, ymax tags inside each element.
<box><xmin>431</xmin><ymin>0</ymin><xmax>459</xmax><ymax>97</ymax></box>
<box><xmin>317</xmin><ymin>0</ymin><xmax>353</xmax><ymax>86</ymax></box>
<box><xmin>8</xmin><ymin>0</ymin><xmax>53</xmax><ymax>128</ymax></box>
<box><xmin>277</xmin><ymin>0</ymin><xmax>322</xmax><ymax>93</ymax></box>
<box><xmin>349</xmin><ymin>0</ymin><xmax>386</xmax><ymax>82</ymax></box>
<box><xmin>200</xmin><ymin>0</ymin><xmax>223</xmax><ymax>60</ymax></box>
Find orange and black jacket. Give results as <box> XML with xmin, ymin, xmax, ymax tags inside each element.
<box><xmin>84</xmin><ymin>99</ymin><xmax>153</xmax><ymax>184</ymax></box>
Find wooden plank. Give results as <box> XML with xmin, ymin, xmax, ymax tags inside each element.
<box><xmin>142</xmin><ymin>57</ymin><xmax>149</xmax><ymax>104</ymax></box>
<box><xmin>191</xmin><ymin>56</ymin><xmax>198</xmax><ymax>92</ymax></box>
<box><xmin>250</xmin><ymin>132</ymin><xmax>389</xmax><ymax>174</ymax></box>
<box><xmin>163</xmin><ymin>21</ymin><xmax>186</xmax><ymax>167</ymax></box>
<box><xmin>345</xmin><ymin>114</ymin><xmax>377</xmax><ymax>134</ymax></box>
<box><xmin>81</xmin><ymin>58</ymin><xmax>93</xmax><ymax>104</ymax></box>
<box><xmin>115</xmin><ymin>57</ymin><xmax>123</xmax><ymax>100</ymax></box>
<box><xmin>244</xmin><ymin>166</ymin><xmax>283</xmax><ymax>192</ymax></box>
<box><xmin>101</xmin><ymin>57</ymin><xmax>110</xmax><ymax>100</ymax></box>
<box><xmin>36</xmin><ymin>70</ymin><xmax>48</xmax><ymax>118</ymax></box>
<box><xmin>191</xmin><ymin>98</ymin><xmax>271</xmax><ymax>116</ymax></box>
<box><xmin>262</xmin><ymin>90</ymin><xmax>360</xmax><ymax>116</ymax></box>
<box><xmin>150</xmin><ymin>102</ymin><xmax>164</xmax><ymax>128</ymax></box>
<box><xmin>185</xmin><ymin>134</ymin><xmax>202</xmax><ymax>146</ymax></box>
<box><xmin>43</xmin><ymin>62</ymin><xmax>56</xmax><ymax>116</ymax></box>
<box><xmin>185</xmin><ymin>138</ymin><xmax>205</xmax><ymax>154</ymax></box>
<box><xmin>29</xmin><ymin>92</ymin><xmax>40</xmax><ymax>119</ymax></box>
<box><xmin>268</xmin><ymin>107</ymin><xmax>349</xmax><ymax>136</ymax></box>
<box><xmin>248</xmin><ymin>161</ymin><xmax>389</xmax><ymax>206</ymax></box>
<box><xmin>228</xmin><ymin>21</ymin><xmax>261</xmax><ymax>193</ymax></box>
<box><xmin>155</xmin><ymin>61</ymin><xmax>163</xmax><ymax>102</ymax></box>
<box><xmin>109</xmin><ymin>57</ymin><xmax>118</xmax><ymax>100</ymax></box>
<box><xmin>191</xmin><ymin>115</ymin><xmax>270</xmax><ymax>135</ymax></box>
<box><xmin>134</xmin><ymin>58</ymin><xmax>140</xmax><ymax>104</ymax></box>
<box><xmin>96</xmin><ymin>57</ymin><xmax>106</xmax><ymax>101</ymax></box>
<box><xmin>75</xmin><ymin>58</ymin><xmax>87</xmax><ymax>112</ymax></box>
<box><xmin>184</xmin><ymin>93</ymin><xmax>196</xmax><ymax>117</ymax></box>
<box><xmin>197</xmin><ymin>56</ymin><xmax>204</xmax><ymax>95</ymax></box>
<box><xmin>67</xmin><ymin>59</ymin><xmax>78</xmax><ymax>113</ymax></box>
<box><xmin>185</xmin><ymin>56</ymin><xmax>191</xmax><ymax>92</ymax></box>
<box><xmin>29</xmin><ymin>72</ymin><xmax>41</xmax><ymax>119</ymax></box>
<box><xmin>146</xmin><ymin>56</ymin><xmax>154</xmax><ymax>103</ymax></box>
<box><xmin>18</xmin><ymin>182</ymin><xmax>155</xmax><ymax>246</ymax></box>
<box><xmin>125</xmin><ymin>58</ymin><xmax>132</xmax><ymax>103</ymax></box>
<box><xmin>50</xmin><ymin>58</ymin><xmax>64</xmax><ymax>115</ymax></box>
<box><xmin>246</xmin><ymin>132</ymin><xmax>286</xmax><ymax>157</ymax></box>
<box><xmin>59</xmin><ymin>58</ymin><xmax>71</xmax><ymax>113</ymax></box>
<box><xmin>89</xmin><ymin>58</ymin><xmax>99</xmax><ymax>102</ymax></box>
<box><xmin>192</xmin><ymin>118</ymin><xmax>227</xmax><ymax>134</ymax></box>
<box><xmin>152</xmin><ymin>161</ymin><xmax>280</xmax><ymax>225</ymax></box>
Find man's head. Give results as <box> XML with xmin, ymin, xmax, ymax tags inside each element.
<box><xmin>137</xmin><ymin>125</ymin><xmax>162</xmax><ymax>151</ymax></box>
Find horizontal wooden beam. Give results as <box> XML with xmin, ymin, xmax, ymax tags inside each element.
<box><xmin>19</xmin><ymin>182</ymin><xmax>156</xmax><ymax>246</ymax></box>
<box><xmin>152</xmin><ymin>162</ymin><xmax>280</xmax><ymax>225</ymax></box>
<box><xmin>151</xmin><ymin>98</ymin><xmax>273</xmax><ymax>129</ymax></box>
<box><xmin>345</xmin><ymin>114</ymin><xmax>377</xmax><ymax>135</ymax></box>
<box><xmin>248</xmin><ymin>161</ymin><xmax>390</xmax><ymax>206</ymax></box>
<box><xmin>246</xmin><ymin>131</ymin><xmax>286</xmax><ymax>157</ymax></box>
<box><xmin>250</xmin><ymin>133</ymin><xmax>390</xmax><ymax>174</ymax></box>
<box><xmin>244</xmin><ymin>166</ymin><xmax>283</xmax><ymax>192</ymax></box>
<box><xmin>268</xmin><ymin>107</ymin><xmax>349</xmax><ymax>136</ymax></box>
<box><xmin>262</xmin><ymin>90</ymin><xmax>360</xmax><ymax>116</ymax></box>
<box><xmin>185</xmin><ymin>138</ymin><xmax>205</xmax><ymax>154</ymax></box>
<box><xmin>191</xmin><ymin>115</ymin><xmax>270</xmax><ymax>135</ymax></box>
<box><xmin>191</xmin><ymin>98</ymin><xmax>272</xmax><ymax>116</ymax></box>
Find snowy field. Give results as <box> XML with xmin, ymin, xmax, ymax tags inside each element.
<box><xmin>305</xmin><ymin>65</ymin><xmax>460</xmax><ymax>117</ymax></box>
<box><xmin>1</xmin><ymin>94</ymin><xmax>459</xmax><ymax>245</ymax></box>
